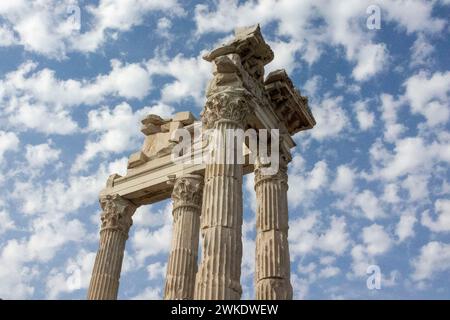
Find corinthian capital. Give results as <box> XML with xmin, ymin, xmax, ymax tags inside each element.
<box><xmin>172</xmin><ymin>174</ymin><xmax>204</xmax><ymax>209</ymax></box>
<box><xmin>99</xmin><ymin>194</ymin><xmax>137</xmax><ymax>235</ymax></box>
<box><xmin>254</xmin><ymin>153</ymin><xmax>289</xmax><ymax>187</ymax></box>
<box><xmin>201</xmin><ymin>89</ymin><xmax>252</xmax><ymax>129</ymax></box>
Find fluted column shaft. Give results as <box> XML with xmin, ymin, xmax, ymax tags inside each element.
<box><xmin>87</xmin><ymin>194</ymin><xmax>137</xmax><ymax>300</ymax></box>
<box><xmin>164</xmin><ymin>175</ymin><xmax>203</xmax><ymax>299</ymax></box>
<box><xmin>194</xmin><ymin>90</ymin><xmax>250</xmax><ymax>300</ymax></box>
<box><xmin>254</xmin><ymin>155</ymin><xmax>293</xmax><ymax>299</ymax></box>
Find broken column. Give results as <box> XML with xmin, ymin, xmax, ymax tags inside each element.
<box><xmin>87</xmin><ymin>194</ymin><xmax>137</xmax><ymax>300</ymax></box>
<box><xmin>164</xmin><ymin>174</ymin><xmax>203</xmax><ymax>299</ymax></box>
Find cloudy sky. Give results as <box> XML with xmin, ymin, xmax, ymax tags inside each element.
<box><xmin>0</xmin><ymin>0</ymin><xmax>449</xmax><ymax>300</ymax></box>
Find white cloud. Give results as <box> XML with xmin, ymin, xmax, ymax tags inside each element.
<box><xmin>147</xmin><ymin>262</ymin><xmax>166</xmax><ymax>281</ymax></box>
<box><xmin>402</xmin><ymin>174</ymin><xmax>429</xmax><ymax>201</ymax></box>
<box><xmin>318</xmin><ymin>216</ymin><xmax>350</xmax><ymax>255</ymax></box>
<box><xmin>350</xmin><ymin>223</ymin><xmax>393</xmax><ymax>277</ymax></box>
<box><xmin>380</xmin><ymin>94</ymin><xmax>406</xmax><ymax>143</ymax></box>
<box><xmin>380</xmin><ymin>137</ymin><xmax>428</xmax><ymax>180</ymax></box>
<box><xmin>289</xmin><ymin>214</ymin><xmax>318</xmax><ymax>257</ymax></box>
<box><xmin>354</xmin><ymin>100</ymin><xmax>375</xmax><ymax>130</ymax></box>
<box><xmin>404</xmin><ymin>71</ymin><xmax>450</xmax><ymax>127</ymax></box>
<box><xmin>290</xmin><ymin>214</ymin><xmax>349</xmax><ymax>257</ymax></box>
<box><xmin>134</xmin><ymin>204</ymin><xmax>169</xmax><ymax>229</ymax></box>
<box><xmin>13</xmin><ymin>160</ymin><xmax>114</xmax><ymax>216</ymax></box>
<box><xmin>72</xmin><ymin>102</ymin><xmax>174</xmax><ymax>172</ymax></box>
<box><xmin>0</xmin><ymin>0</ymin><xmax>184</xmax><ymax>58</ymax></box>
<box><xmin>0</xmin><ymin>131</ymin><xmax>19</xmax><ymax>161</ymax></box>
<box><xmin>309</xmin><ymin>96</ymin><xmax>349</xmax><ymax>140</ymax></box>
<box><xmin>352</xmin><ymin>44</ymin><xmax>388</xmax><ymax>81</ymax></box>
<box><xmin>132</xmin><ymin>286</ymin><xmax>162</xmax><ymax>300</ymax></box>
<box><xmin>370</xmin><ymin>134</ymin><xmax>450</xmax><ymax>182</ymax></box>
<box><xmin>0</xmin><ymin>210</ymin><xmax>15</xmax><ymax>234</ymax></box>
<box><xmin>362</xmin><ymin>224</ymin><xmax>392</xmax><ymax>255</ymax></box>
<box><xmin>0</xmin><ymin>239</ymin><xmax>35</xmax><ymax>299</ymax></box>
<box><xmin>1</xmin><ymin>59</ymin><xmax>156</xmax><ymax>135</ymax></box>
<box><xmin>8</xmin><ymin>103</ymin><xmax>78</xmax><ymax>135</ymax></box>
<box><xmin>396</xmin><ymin>213</ymin><xmax>417</xmax><ymax>242</ymax></box>
<box><xmin>422</xmin><ymin>199</ymin><xmax>450</xmax><ymax>233</ymax></box>
<box><xmin>156</xmin><ymin>17</ymin><xmax>172</xmax><ymax>39</ymax></box>
<box><xmin>0</xmin><ymin>24</ymin><xmax>16</xmax><ymax>46</ymax></box>
<box><xmin>354</xmin><ymin>190</ymin><xmax>385</xmax><ymax>220</ymax></box>
<box><xmin>266</xmin><ymin>40</ymin><xmax>302</xmax><ymax>74</ymax></box>
<box><xmin>302</xmin><ymin>75</ymin><xmax>321</xmax><ymax>98</ymax></box>
<box><xmin>412</xmin><ymin>241</ymin><xmax>450</xmax><ymax>281</ymax></box>
<box><xmin>331</xmin><ymin>165</ymin><xmax>356</xmax><ymax>194</ymax></box>
<box><xmin>25</xmin><ymin>142</ymin><xmax>61</xmax><ymax>168</ymax></box>
<box><xmin>382</xmin><ymin>0</ymin><xmax>446</xmax><ymax>34</ymax></box>
<box><xmin>131</xmin><ymin>203</ymin><xmax>173</xmax><ymax>265</ymax></box>
<box><xmin>46</xmin><ymin>249</ymin><xmax>96</xmax><ymax>299</ymax></box>
<box><xmin>77</xmin><ymin>0</ymin><xmax>184</xmax><ymax>53</ymax></box>
<box><xmin>0</xmin><ymin>215</ymin><xmax>88</xmax><ymax>298</ymax></box>
<box><xmin>146</xmin><ymin>54</ymin><xmax>211</xmax><ymax>106</ymax></box>
<box><xmin>194</xmin><ymin>0</ymin><xmax>446</xmax><ymax>81</ymax></box>
<box><xmin>382</xmin><ymin>183</ymin><xmax>401</xmax><ymax>204</ymax></box>
<box><xmin>410</xmin><ymin>34</ymin><xmax>435</xmax><ymax>68</ymax></box>
<box><xmin>319</xmin><ymin>266</ymin><xmax>340</xmax><ymax>279</ymax></box>
<box><xmin>288</xmin><ymin>160</ymin><xmax>328</xmax><ymax>208</ymax></box>
<box><xmin>2</xmin><ymin>59</ymin><xmax>152</xmax><ymax>108</ymax></box>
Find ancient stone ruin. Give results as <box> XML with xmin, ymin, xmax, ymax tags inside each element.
<box><xmin>87</xmin><ymin>25</ymin><xmax>316</xmax><ymax>300</ymax></box>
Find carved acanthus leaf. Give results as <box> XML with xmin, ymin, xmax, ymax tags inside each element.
<box><xmin>99</xmin><ymin>194</ymin><xmax>137</xmax><ymax>234</ymax></box>
<box><xmin>172</xmin><ymin>175</ymin><xmax>204</xmax><ymax>208</ymax></box>
<box><xmin>201</xmin><ymin>90</ymin><xmax>253</xmax><ymax>129</ymax></box>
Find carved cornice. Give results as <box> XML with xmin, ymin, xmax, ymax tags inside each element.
<box><xmin>99</xmin><ymin>194</ymin><xmax>137</xmax><ymax>236</ymax></box>
<box><xmin>172</xmin><ymin>175</ymin><xmax>204</xmax><ymax>211</ymax></box>
<box><xmin>201</xmin><ymin>90</ymin><xmax>253</xmax><ymax>129</ymax></box>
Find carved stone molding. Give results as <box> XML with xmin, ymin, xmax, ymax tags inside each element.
<box><xmin>171</xmin><ymin>174</ymin><xmax>204</xmax><ymax>211</ymax></box>
<box><xmin>99</xmin><ymin>194</ymin><xmax>137</xmax><ymax>236</ymax></box>
<box><xmin>201</xmin><ymin>90</ymin><xmax>253</xmax><ymax>129</ymax></box>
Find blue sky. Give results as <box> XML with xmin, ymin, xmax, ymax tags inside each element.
<box><xmin>0</xmin><ymin>0</ymin><xmax>449</xmax><ymax>300</ymax></box>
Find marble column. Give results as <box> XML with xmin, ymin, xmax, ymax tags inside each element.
<box><xmin>164</xmin><ymin>174</ymin><xmax>203</xmax><ymax>299</ymax></box>
<box><xmin>87</xmin><ymin>194</ymin><xmax>137</xmax><ymax>300</ymax></box>
<box><xmin>254</xmin><ymin>154</ymin><xmax>293</xmax><ymax>299</ymax></box>
<box><xmin>194</xmin><ymin>90</ymin><xmax>250</xmax><ymax>299</ymax></box>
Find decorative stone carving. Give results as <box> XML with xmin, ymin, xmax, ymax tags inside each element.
<box><xmin>171</xmin><ymin>175</ymin><xmax>203</xmax><ymax>210</ymax></box>
<box><xmin>99</xmin><ymin>194</ymin><xmax>136</xmax><ymax>236</ymax></box>
<box><xmin>265</xmin><ymin>69</ymin><xmax>315</xmax><ymax>134</ymax></box>
<box><xmin>201</xmin><ymin>90</ymin><xmax>252</xmax><ymax>129</ymax></box>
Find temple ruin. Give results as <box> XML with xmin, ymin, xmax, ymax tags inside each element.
<box><xmin>87</xmin><ymin>25</ymin><xmax>316</xmax><ymax>300</ymax></box>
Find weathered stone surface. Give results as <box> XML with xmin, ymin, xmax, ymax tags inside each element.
<box><xmin>194</xmin><ymin>91</ymin><xmax>248</xmax><ymax>300</ymax></box>
<box><xmin>87</xmin><ymin>194</ymin><xmax>137</xmax><ymax>300</ymax></box>
<box><xmin>165</xmin><ymin>174</ymin><xmax>204</xmax><ymax>300</ymax></box>
<box><xmin>265</xmin><ymin>69</ymin><xmax>315</xmax><ymax>134</ymax></box>
<box><xmin>254</xmin><ymin>155</ymin><xmax>293</xmax><ymax>300</ymax></box>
